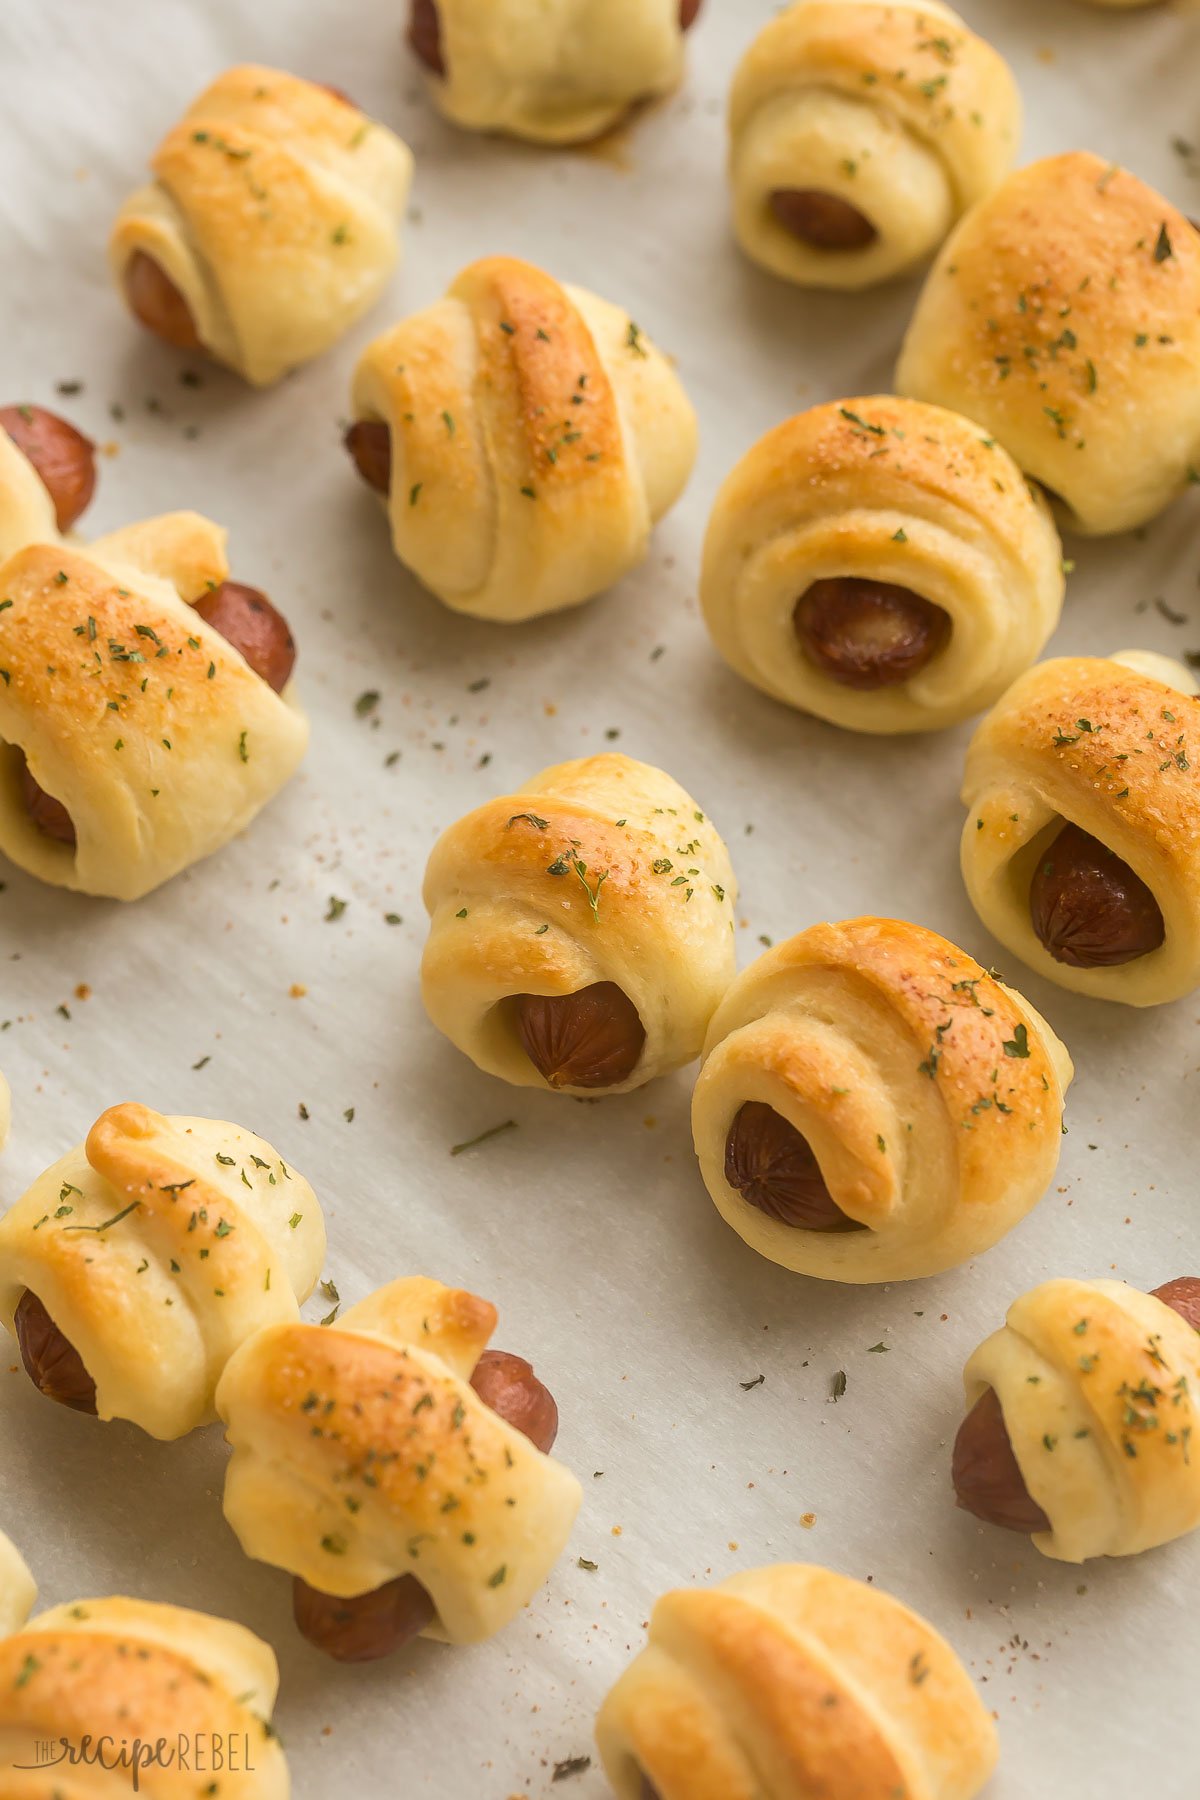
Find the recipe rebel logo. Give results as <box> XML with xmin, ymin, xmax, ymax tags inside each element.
<box><xmin>11</xmin><ymin>1731</ymin><xmax>265</xmax><ymax>1790</ymax></box>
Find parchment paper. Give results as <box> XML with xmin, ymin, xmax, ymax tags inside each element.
<box><xmin>1</xmin><ymin>1</ymin><xmax>1199</xmax><ymax>1793</ymax></box>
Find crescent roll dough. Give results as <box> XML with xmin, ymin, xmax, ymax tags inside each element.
<box><xmin>729</xmin><ymin>0</ymin><xmax>1020</xmax><ymax>290</ymax></box>
<box><xmin>692</xmin><ymin>917</ymin><xmax>1073</xmax><ymax>1283</ymax></box>
<box><xmin>961</xmin><ymin>651</ymin><xmax>1200</xmax><ymax>1005</ymax></box>
<box><xmin>413</xmin><ymin>0</ymin><xmax>694</xmax><ymax>144</ymax></box>
<box><xmin>349</xmin><ymin>255</ymin><xmax>697</xmax><ymax>622</ymax></box>
<box><xmin>421</xmin><ymin>753</ymin><xmax>737</xmax><ymax>1094</ymax></box>
<box><xmin>0</xmin><ymin>427</ymin><xmax>59</xmax><ymax>565</ymax></box>
<box><xmin>110</xmin><ymin>65</ymin><xmax>413</xmax><ymax>386</ymax></box>
<box><xmin>0</xmin><ymin>1538</ymin><xmax>288</xmax><ymax>1797</ymax></box>
<box><xmin>0</xmin><ymin>1102</ymin><xmax>326</xmax><ymax>1439</ymax></box>
<box><xmin>0</xmin><ymin>516</ymin><xmax>307</xmax><ymax>900</ymax></box>
<box><xmin>216</xmin><ymin>1277</ymin><xmax>582</xmax><ymax>1644</ymax></box>
<box><xmin>700</xmin><ymin>396</ymin><xmax>1064</xmax><ymax>733</ymax></box>
<box><xmin>897</xmin><ymin>152</ymin><xmax>1200</xmax><ymax>534</ymax></box>
<box><xmin>596</xmin><ymin>1563</ymin><xmax>998</xmax><ymax>1800</ymax></box>
<box><xmin>0</xmin><ymin>1533</ymin><xmax>36</xmax><ymax>1639</ymax></box>
<box><xmin>964</xmin><ymin>1278</ymin><xmax>1200</xmax><ymax>1562</ymax></box>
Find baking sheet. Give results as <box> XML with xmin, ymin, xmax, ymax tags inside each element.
<box><xmin>2</xmin><ymin>1</ymin><xmax>1199</xmax><ymax>1793</ymax></box>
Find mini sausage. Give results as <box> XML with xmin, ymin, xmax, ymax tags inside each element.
<box><xmin>770</xmin><ymin>189</ymin><xmax>878</xmax><ymax>252</ymax></box>
<box><xmin>794</xmin><ymin>578</ymin><xmax>951</xmax><ymax>690</ymax></box>
<box><xmin>295</xmin><ymin>1340</ymin><xmax>562</xmax><ymax>1659</ymax></box>
<box><xmin>1151</xmin><ymin>1276</ymin><xmax>1200</xmax><ymax>1334</ymax></box>
<box><xmin>408</xmin><ymin>0</ymin><xmax>445</xmax><ymax>75</ymax></box>
<box><xmin>293</xmin><ymin>1572</ymin><xmax>435</xmax><ymax>1663</ymax></box>
<box><xmin>344</xmin><ymin>420</ymin><xmax>392</xmax><ymax>496</ymax></box>
<box><xmin>953</xmin><ymin>1278</ymin><xmax>1200</xmax><ymax>1533</ymax></box>
<box><xmin>124</xmin><ymin>250</ymin><xmax>203</xmax><ymax>352</ymax></box>
<box><xmin>679</xmin><ymin>0</ymin><xmax>703</xmax><ymax>26</ymax></box>
<box><xmin>13</xmin><ymin>1289</ymin><xmax>97</xmax><ymax>1415</ymax></box>
<box><xmin>469</xmin><ymin>1347</ymin><xmax>559</xmax><ymax>1454</ymax></box>
<box><xmin>640</xmin><ymin>1780</ymin><xmax>662</xmax><ymax>1800</ymax></box>
<box><xmin>18</xmin><ymin>756</ymin><xmax>76</xmax><ymax>848</ymax></box>
<box><xmin>516</xmin><ymin>983</ymin><xmax>646</xmax><ymax>1090</ymax></box>
<box><xmin>723</xmin><ymin>1101</ymin><xmax>864</xmax><ymax>1232</ymax></box>
<box><xmin>0</xmin><ymin>404</ymin><xmax>97</xmax><ymax>532</ymax></box>
<box><xmin>951</xmin><ymin>1387</ymin><xmax>1050</xmax><ymax>1535</ymax></box>
<box><xmin>192</xmin><ymin>580</ymin><xmax>297</xmax><ymax>694</ymax></box>
<box><xmin>1028</xmin><ymin>821</ymin><xmax>1165</xmax><ymax>969</ymax></box>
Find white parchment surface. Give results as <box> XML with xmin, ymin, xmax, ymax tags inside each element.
<box><xmin>1</xmin><ymin>1</ymin><xmax>1199</xmax><ymax>1794</ymax></box>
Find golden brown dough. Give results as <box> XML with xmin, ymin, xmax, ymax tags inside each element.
<box><xmin>421</xmin><ymin>753</ymin><xmax>737</xmax><ymax>1094</ymax></box>
<box><xmin>693</xmin><ymin>917</ymin><xmax>1072</xmax><ymax>1281</ymax></box>
<box><xmin>411</xmin><ymin>0</ymin><xmax>696</xmax><ymax>144</ymax></box>
<box><xmin>729</xmin><ymin>0</ymin><xmax>1020</xmax><ymax>289</ymax></box>
<box><xmin>0</xmin><ymin>1102</ymin><xmax>326</xmax><ymax>1438</ymax></box>
<box><xmin>700</xmin><ymin>395</ymin><xmax>1064</xmax><ymax>732</ymax></box>
<box><xmin>0</xmin><ymin>419</ymin><xmax>63</xmax><ymax>565</ymax></box>
<box><xmin>897</xmin><ymin>151</ymin><xmax>1200</xmax><ymax>533</ymax></box>
<box><xmin>216</xmin><ymin>1277</ymin><xmax>581</xmax><ymax>1649</ymax></box>
<box><xmin>960</xmin><ymin>1277</ymin><xmax>1200</xmax><ymax>1561</ymax></box>
<box><xmin>961</xmin><ymin>650</ymin><xmax>1200</xmax><ymax>1005</ymax></box>
<box><xmin>595</xmin><ymin>1563</ymin><xmax>998</xmax><ymax>1799</ymax></box>
<box><xmin>110</xmin><ymin>65</ymin><xmax>413</xmax><ymax>385</ymax></box>
<box><xmin>0</xmin><ymin>1530</ymin><xmax>289</xmax><ymax>1796</ymax></box>
<box><xmin>348</xmin><ymin>256</ymin><xmax>696</xmax><ymax>621</ymax></box>
<box><xmin>0</xmin><ymin>516</ymin><xmax>307</xmax><ymax>899</ymax></box>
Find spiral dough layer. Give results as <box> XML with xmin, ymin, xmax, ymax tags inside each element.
<box><xmin>692</xmin><ymin>916</ymin><xmax>1073</xmax><ymax>1282</ymax></box>
<box><xmin>422</xmin><ymin>753</ymin><xmax>737</xmax><ymax>1095</ymax></box>
<box><xmin>898</xmin><ymin>152</ymin><xmax>1200</xmax><ymax>534</ymax></box>
<box><xmin>701</xmin><ymin>395</ymin><xmax>1063</xmax><ymax>734</ymax></box>
<box><xmin>409</xmin><ymin>0</ymin><xmax>699</xmax><ymax>145</ymax></box>
<box><xmin>595</xmin><ymin>1562</ymin><xmax>998</xmax><ymax>1799</ymax></box>
<box><xmin>728</xmin><ymin>0</ymin><xmax>1020</xmax><ymax>290</ymax></box>
<box><xmin>956</xmin><ymin>1277</ymin><xmax>1200</xmax><ymax>1562</ymax></box>
<box><xmin>960</xmin><ymin>650</ymin><xmax>1200</xmax><ymax>1006</ymax></box>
